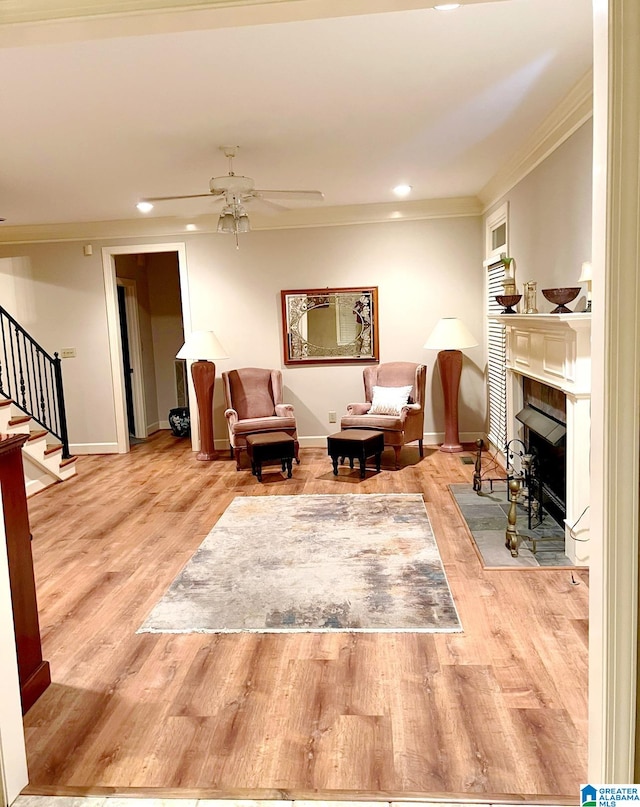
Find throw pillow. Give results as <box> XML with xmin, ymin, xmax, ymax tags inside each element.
<box><xmin>368</xmin><ymin>385</ymin><xmax>413</xmax><ymax>416</ymax></box>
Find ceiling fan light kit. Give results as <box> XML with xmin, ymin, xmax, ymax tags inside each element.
<box><xmin>136</xmin><ymin>145</ymin><xmax>323</xmax><ymax>247</ymax></box>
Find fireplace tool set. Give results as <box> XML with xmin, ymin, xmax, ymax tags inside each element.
<box><xmin>472</xmin><ymin>438</ymin><xmax>558</xmax><ymax>557</ymax></box>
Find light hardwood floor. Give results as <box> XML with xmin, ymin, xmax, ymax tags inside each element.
<box><xmin>22</xmin><ymin>432</ymin><xmax>588</xmax><ymax>802</ymax></box>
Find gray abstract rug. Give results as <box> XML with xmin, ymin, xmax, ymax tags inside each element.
<box><xmin>138</xmin><ymin>493</ymin><xmax>461</xmax><ymax>634</ymax></box>
<box><xmin>449</xmin><ymin>483</ymin><xmax>576</xmax><ymax>568</ymax></box>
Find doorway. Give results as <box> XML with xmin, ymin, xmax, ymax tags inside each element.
<box><xmin>103</xmin><ymin>243</ymin><xmax>192</xmax><ymax>453</ymax></box>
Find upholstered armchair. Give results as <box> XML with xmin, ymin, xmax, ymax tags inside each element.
<box><xmin>340</xmin><ymin>362</ymin><xmax>427</xmax><ymax>469</ymax></box>
<box><xmin>222</xmin><ymin>367</ymin><xmax>299</xmax><ymax>470</ymax></box>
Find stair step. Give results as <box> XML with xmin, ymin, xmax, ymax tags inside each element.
<box><xmin>60</xmin><ymin>456</ymin><xmax>77</xmax><ymax>468</ymax></box>
<box><xmin>44</xmin><ymin>444</ymin><xmax>62</xmax><ymax>456</ymax></box>
<box><xmin>9</xmin><ymin>415</ymin><xmax>31</xmax><ymax>426</ymax></box>
<box><xmin>28</xmin><ymin>429</ymin><xmax>48</xmax><ymax>441</ymax></box>
<box><xmin>0</xmin><ymin>399</ymin><xmax>12</xmax><ymax>408</ymax></box>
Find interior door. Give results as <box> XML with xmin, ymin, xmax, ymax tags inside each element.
<box><xmin>117</xmin><ymin>284</ymin><xmax>136</xmax><ymax>437</ymax></box>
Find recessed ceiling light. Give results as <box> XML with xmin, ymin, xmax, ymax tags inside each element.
<box><xmin>136</xmin><ymin>201</ymin><xmax>154</xmax><ymax>213</ymax></box>
<box><xmin>434</xmin><ymin>3</ymin><xmax>461</xmax><ymax>10</ymax></box>
<box><xmin>393</xmin><ymin>184</ymin><xmax>412</xmax><ymax>197</ymax></box>
<box><xmin>186</xmin><ymin>223</ymin><xmax>197</xmax><ymax>231</ymax></box>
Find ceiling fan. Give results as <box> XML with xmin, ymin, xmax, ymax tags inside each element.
<box><xmin>137</xmin><ymin>145</ymin><xmax>323</xmax><ymax>246</ymax></box>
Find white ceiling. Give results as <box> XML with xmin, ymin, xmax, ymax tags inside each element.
<box><xmin>0</xmin><ymin>0</ymin><xmax>593</xmax><ymax>234</ymax></box>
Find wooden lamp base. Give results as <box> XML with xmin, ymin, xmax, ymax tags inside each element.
<box><xmin>438</xmin><ymin>349</ymin><xmax>464</xmax><ymax>453</ymax></box>
<box><xmin>191</xmin><ymin>359</ymin><xmax>216</xmax><ymax>461</ymax></box>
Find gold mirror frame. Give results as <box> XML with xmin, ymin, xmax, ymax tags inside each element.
<box><xmin>281</xmin><ymin>286</ymin><xmax>379</xmax><ymax>366</ymax></box>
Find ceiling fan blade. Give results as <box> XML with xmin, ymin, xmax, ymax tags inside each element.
<box><xmin>246</xmin><ymin>197</ymin><xmax>289</xmax><ymax>213</ymax></box>
<box><xmin>253</xmin><ymin>189</ymin><xmax>324</xmax><ymax>201</ymax></box>
<box><xmin>142</xmin><ymin>192</ymin><xmax>221</xmax><ymax>202</ymax></box>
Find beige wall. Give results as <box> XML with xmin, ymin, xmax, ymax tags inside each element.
<box><xmin>486</xmin><ymin>120</ymin><xmax>593</xmax><ymax>305</ymax></box>
<box><xmin>0</xmin><ymin>215</ymin><xmax>485</xmax><ymax>451</ymax></box>
<box><xmin>180</xmin><ymin>216</ymin><xmax>485</xmax><ymax>444</ymax></box>
<box><xmin>0</xmin><ymin>242</ymin><xmax>118</xmax><ymax>452</ymax></box>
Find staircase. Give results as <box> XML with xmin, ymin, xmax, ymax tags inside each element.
<box><xmin>0</xmin><ymin>398</ymin><xmax>77</xmax><ymax>496</ymax></box>
<box><xmin>1</xmin><ymin>304</ymin><xmax>76</xmax><ymax>497</ymax></box>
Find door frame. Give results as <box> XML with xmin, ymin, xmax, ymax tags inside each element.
<box><xmin>588</xmin><ymin>0</ymin><xmax>640</xmax><ymax>781</ymax></box>
<box><xmin>116</xmin><ymin>277</ymin><xmax>147</xmax><ymax>440</ymax></box>
<box><xmin>102</xmin><ymin>243</ymin><xmax>192</xmax><ymax>453</ymax></box>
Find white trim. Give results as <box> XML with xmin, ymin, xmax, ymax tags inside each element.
<box><xmin>588</xmin><ymin>0</ymin><xmax>639</xmax><ymax>782</ymax></box>
<box><xmin>479</xmin><ymin>70</ymin><xmax>594</xmax><ymax>210</ymax></box>
<box><xmin>101</xmin><ymin>243</ymin><xmax>192</xmax><ymax>455</ymax></box>
<box><xmin>0</xmin><ymin>488</ymin><xmax>29</xmax><ymax>805</ymax></box>
<box><xmin>0</xmin><ymin>0</ymin><xmax>510</xmax><ymax>28</ymax></box>
<box><xmin>295</xmin><ymin>432</ymin><xmax>482</xmax><ymax>449</ymax></box>
<box><xmin>116</xmin><ymin>278</ymin><xmax>147</xmax><ymax>440</ymax></box>
<box><xmin>484</xmin><ymin>202</ymin><xmax>509</xmax><ymax>263</ymax></box>
<box><xmin>0</xmin><ymin>197</ymin><xmax>482</xmax><ymax>246</ymax></box>
<box><xmin>70</xmin><ymin>441</ymin><xmax>120</xmax><ymax>454</ymax></box>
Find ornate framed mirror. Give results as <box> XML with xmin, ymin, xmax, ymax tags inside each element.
<box><xmin>281</xmin><ymin>286</ymin><xmax>379</xmax><ymax>366</ymax></box>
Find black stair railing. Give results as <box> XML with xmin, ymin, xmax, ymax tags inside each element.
<box><xmin>0</xmin><ymin>305</ymin><xmax>70</xmax><ymax>459</ymax></box>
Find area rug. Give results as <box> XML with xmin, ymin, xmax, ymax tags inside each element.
<box><xmin>138</xmin><ymin>493</ymin><xmax>461</xmax><ymax>634</ymax></box>
<box><xmin>449</xmin><ymin>483</ymin><xmax>577</xmax><ymax>569</ymax></box>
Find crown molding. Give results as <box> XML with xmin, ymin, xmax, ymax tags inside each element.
<box><xmin>0</xmin><ymin>0</ymin><xmax>509</xmax><ymax>47</ymax></box>
<box><xmin>478</xmin><ymin>69</ymin><xmax>593</xmax><ymax>212</ymax></box>
<box><xmin>0</xmin><ymin>196</ymin><xmax>482</xmax><ymax>245</ymax></box>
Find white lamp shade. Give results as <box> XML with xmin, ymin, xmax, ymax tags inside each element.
<box><xmin>176</xmin><ymin>330</ymin><xmax>228</xmax><ymax>361</ymax></box>
<box><xmin>424</xmin><ymin>317</ymin><xmax>478</xmax><ymax>350</ymax></box>
<box><xmin>579</xmin><ymin>261</ymin><xmax>593</xmax><ymax>282</ymax></box>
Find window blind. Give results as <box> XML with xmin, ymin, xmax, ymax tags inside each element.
<box><xmin>487</xmin><ymin>262</ymin><xmax>507</xmax><ymax>452</ymax></box>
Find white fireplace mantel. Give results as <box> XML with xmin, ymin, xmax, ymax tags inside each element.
<box><xmin>493</xmin><ymin>312</ymin><xmax>591</xmax><ymax>565</ymax></box>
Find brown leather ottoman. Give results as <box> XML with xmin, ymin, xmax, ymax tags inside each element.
<box><xmin>327</xmin><ymin>429</ymin><xmax>384</xmax><ymax>479</ymax></box>
<box><xmin>246</xmin><ymin>432</ymin><xmax>295</xmax><ymax>482</ymax></box>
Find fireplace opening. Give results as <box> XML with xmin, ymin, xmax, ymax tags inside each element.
<box><xmin>516</xmin><ymin>378</ymin><xmax>567</xmax><ymax>526</ymax></box>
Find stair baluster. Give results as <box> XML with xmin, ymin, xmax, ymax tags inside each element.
<box><xmin>0</xmin><ymin>305</ymin><xmax>71</xmax><ymax>460</ymax></box>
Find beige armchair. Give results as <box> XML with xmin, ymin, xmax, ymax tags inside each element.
<box><xmin>340</xmin><ymin>362</ymin><xmax>427</xmax><ymax>469</ymax></box>
<box><xmin>222</xmin><ymin>367</ymin><xmax>299</xmax><ymax>470</ymax></box>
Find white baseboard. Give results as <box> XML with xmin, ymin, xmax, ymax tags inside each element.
<box><xmin>146</xmin><ymin>421</ymin><xmax>169</xmax><ymax>435</ymax></box>
<box><xmin>299</xmin><ymin>432</ymin><xmax>485</xmax><ymax>449</ymax></box>
<box><xmin>205</xmin><ymin>433</ymin><xmax>486</xmax><ymax>452</ymax></box>
<box><xmin>70</xmin><ymin>442</ymin><xmax>120</xmax><ymax>454</ymax></box>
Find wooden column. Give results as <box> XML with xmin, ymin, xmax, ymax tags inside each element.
<box><xmin>0</xmin><ymin>433</ymin><xmax>50</xmax><ymax>713</ymax></box>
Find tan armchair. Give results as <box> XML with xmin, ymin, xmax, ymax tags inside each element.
<box><xmin>222</xmin><ymin>367</ymin><xmax>299</xmax><ymax>470</ymax></box>
<box><xmin>340</xmin><ymin>362</ymin><xmax>427</xmax><ymax>469</ymax></box>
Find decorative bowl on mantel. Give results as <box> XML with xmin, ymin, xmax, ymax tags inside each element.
<box><xmin>495</xmin><ymin>294</ymin><xmax>522</xmax><ymax>314</ymax></box>
<box><xmin>541</xmin><ymin>287</ymin><xmax>581</xmax><ymax>314</ymax></box>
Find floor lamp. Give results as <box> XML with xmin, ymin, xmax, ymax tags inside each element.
<box><xmin>176</xmin><ymin>330</ymin><xmax>228</xmax><ymax>461</ymax></box>
<box><xmin>424</xmin><ymin>317</ymin><xmax>478</xmax><ymax>453</ymax></box>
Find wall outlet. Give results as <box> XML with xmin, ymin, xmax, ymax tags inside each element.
<box><xmin>60</xmin><ymin>348</ymin><xmax>76</xmax><ymax>359</ymax></box>
<box><xmin>328</xmin><ymin>411</ymin><xmax>337</xmax><ymax>423</ymax></box>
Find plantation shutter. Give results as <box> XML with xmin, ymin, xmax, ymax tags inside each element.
<box><xmin>487</xmin><ymin>262</ymin><xmax>507</xmax><ymax>452</ymax></box>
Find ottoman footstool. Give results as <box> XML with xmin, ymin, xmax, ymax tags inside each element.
<box><xmin>327</xmin><ymin>429</ymin><xmax>384</xmax><ymax>479</ymax></box>
<box><xmin>246</xmin><ymin>432</ymin><xmax>295</xmax><ymax>482</ymax></box>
